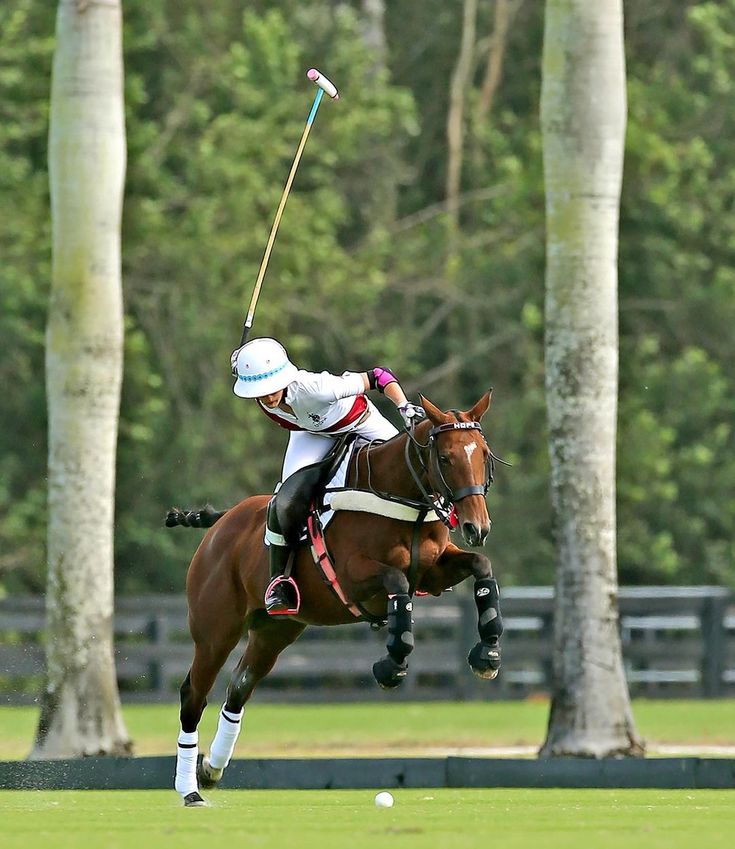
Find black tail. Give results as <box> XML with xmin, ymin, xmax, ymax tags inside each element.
<box><xmin>165</xmin><ymin>505</ymin><xmax>228</xmax><ymax>528</ymax></box>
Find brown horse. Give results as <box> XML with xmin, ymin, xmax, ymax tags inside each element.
<box><xmin>167</xmin><ymin>391</ymin><xmax>505</xmax><ymax>806</ymax></box>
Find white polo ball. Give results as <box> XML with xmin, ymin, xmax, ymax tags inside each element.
<box><xmin>374</xmin><ymin>791</ymin><xmax>394</xmax><ymax>808</ymax></box>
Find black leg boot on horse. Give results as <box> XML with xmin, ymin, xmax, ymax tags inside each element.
<box><xmin>373</xmin><ymin>567</ymin><xmax>414</xmax><ymax>689</ymax></box>
<box><xmin>264</xmin><ymin>498</ymin><xmax>300</xmax><ymax>615</ymax></box>
<box><xmin>467</xmin><ymin>575</ymin><xmax>503</xmax><ymax>679</ymax></box>
<box><xmin>432</xmin><ymin>543</ymin><xmax>504</xmax><ymax>680</ymax></box>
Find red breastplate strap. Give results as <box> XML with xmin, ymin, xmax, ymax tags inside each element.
<box><xmin>306</xmin><ymin>511</ymin><xmax>363</xmax><ymax>619</ymax></box>
<box><xmin>259</xmin><ymin>394</ymin><xmax>368</xmax><ymax>433</ymax></box>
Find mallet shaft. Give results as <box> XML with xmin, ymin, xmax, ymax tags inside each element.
<box><xmin>241</xmin><ymin>88</ymin><xmax>323</xmax><ymax>343</ymax></box>
<box><xmin>239</xmin><ymin>69</ymin><xmax>338</xmax><ymax>346</ymax></box>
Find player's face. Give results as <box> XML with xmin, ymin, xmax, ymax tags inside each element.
<box><xmin>258</xmin><ymin>389</ymin><xmax>284</xmax><ymax>409</ymax></box>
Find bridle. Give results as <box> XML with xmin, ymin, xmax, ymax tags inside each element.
<box><xmin>403</xmin><ymin>416</ymin><xmax>508</xmax><ymax>529</ymax></box>
<box><xmin>355</xmin><ymin>414</ymin><xmax>510</xmax><ymax>531</ymax></box>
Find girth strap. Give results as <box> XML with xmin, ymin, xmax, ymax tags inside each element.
<box><xmin>408</xmin><ymin>508</ymin><xmax>428</xmax><ymax>596</ymax></box>
<box><xmin>306</xmin><ymin>509</ymin><xmax>385</xmax><ymax>625</ymax></box>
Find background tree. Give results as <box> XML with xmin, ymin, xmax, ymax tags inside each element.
<box><xmin>539</xmin><ymin>0</ymin><xmax>642</xmax><ymax>757</ymax></box>
<box><xmin>1</xmin><ymin>1</ymin><xmax>734</xmax><ymax>603</ymax></box>
<box><xmin>31</xmin><ymin>0</ymin><xmax>131</xmax><ymax>758</ymax></box>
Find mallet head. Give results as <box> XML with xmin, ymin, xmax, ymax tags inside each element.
<box><xmin>307</xmin><ymin>68</ymin><xmax>339</xmax><ymax>100</ymax></box>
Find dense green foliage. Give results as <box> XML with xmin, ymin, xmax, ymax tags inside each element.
<box><xmin>1</xmin><ymin>0</ymin><xmax>734</xmax><ymax>594</ymax></box>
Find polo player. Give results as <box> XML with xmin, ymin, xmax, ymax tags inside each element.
<box><xmin>231</xmin><ymin>337</ymin><xmax>425</xmax><ymax>614</ymax></box>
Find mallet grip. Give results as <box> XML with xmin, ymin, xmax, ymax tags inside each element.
<box><xmin>307</xmin><ymin>68</ymin><xmax>339</xmax><ymax>100</ymax></box>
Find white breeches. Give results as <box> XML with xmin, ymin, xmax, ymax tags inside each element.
<box><xmin>278</xmin><ymin>410</ymin><xmax>399</xmax><ymax>485</ymax></box>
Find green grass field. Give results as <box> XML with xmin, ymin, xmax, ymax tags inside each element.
<box><xmin>2</xmin><ymin>699</ymin><xmax>734</xmax><ymax>760</ymax></box>
<box><xmin>1</xmin><ymin>788</ymin><xmax>733</xmax><ymax>849</ymax></box>
<box><xmin>2</xmin><ymin>702</ymin><xmax>733</xmax><ymax>847</ymax></box>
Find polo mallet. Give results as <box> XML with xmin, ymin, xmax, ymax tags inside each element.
<box><xmin>237</xmin><ymin>68</ymin><xmax>339</xmax><ymax>348</ymax></box>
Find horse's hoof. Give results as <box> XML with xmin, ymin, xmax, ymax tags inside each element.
<box><xmin>183</xmin><ymin>791</ymin><xmax>208</xmax><ymax>807</ymax></box>
<box><xmin>372</xmin><ymin>655</ymin><xmax>408</xmax><ymax>689</ymax></box>
<box><xmin>197</xmin><ymin>755</ymin><xmax>223</xmax><ymax>789</ymax></box>
<box><xmin>468</xmin><ymin>641</ymin><xmax>501</xmax><ymax>679</ymax></box>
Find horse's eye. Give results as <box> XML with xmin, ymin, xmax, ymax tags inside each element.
<box><xmin>439</xmin><ymin>454</ymin><xmax>450</xmax><ymax>465</ymax></box>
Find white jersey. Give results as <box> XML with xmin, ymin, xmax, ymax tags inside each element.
<box><xmin>259</xmin><ymin>369</ymin><xmax>369</xmax><ymax>434</ymax></box>
<box><xmin>259</xmin><ymin>369</ymin><xmax>400</xmax><ymax>485</ymax></box>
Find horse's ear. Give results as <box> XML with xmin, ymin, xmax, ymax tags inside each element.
<box><xmin>419</xmin><ymin>394</ymin><xmax>451</xmax><ymax>425</ymax></box>
<box><xmin>467</xmin><ymin>388</ymin><xmax>493</xmax><ymax>421</ymax></box>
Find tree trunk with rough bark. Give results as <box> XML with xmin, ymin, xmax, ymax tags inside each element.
<box><xmin>30</xmin><ymin>0</ymin><xmax>131</xmax><ymax>759</ymax></box>
<box><xmin>539</xmin><ymin>0</ymin><xmax>643</xmax><ymax>758</ymax></box>
<box><xmin>446</xmin><ymin>0</ymin><xmax>477</xmax><ymax>237</ymax></box>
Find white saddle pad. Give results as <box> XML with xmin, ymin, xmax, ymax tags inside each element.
<box><xmin>318</xmin><ymin>440</ymin><xmax>441</xmax><ymax>528</ymax></box>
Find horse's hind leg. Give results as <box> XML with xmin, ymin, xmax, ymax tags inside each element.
<box><xmin>372</xmin><ymin>565</ymin><xmax>414</xmax><ymax>690</ymax></box>
<box><xmin>176</xmin><ymin>641</ymin><xmax>237</xmax><ymax>807</ymax></box>
<box><xmin>199</xmin><ymin>614</ymin><xmax>305</xmax><ymax>788</ymax></box>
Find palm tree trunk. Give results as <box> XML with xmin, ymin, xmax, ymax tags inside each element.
<box><xmin>540</xmin><ymin>0</ymin><xmax>643</xmax><ymax>757</ymax></box>
<box><xmin>31</xmin><ymin>0</ymin><xmax>131</xmax><ymax>759</ymax></box>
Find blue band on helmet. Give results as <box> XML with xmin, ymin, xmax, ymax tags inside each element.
<box><xmin>238</xmin><ymin>362</ymin><xmax>288</xmax><ymax>382</ymax></box>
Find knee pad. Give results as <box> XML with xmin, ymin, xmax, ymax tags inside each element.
<box><xmin>474</xmin><ymin>577</ymin><xmax>503</xmax><ymax>643</ymax></box>
<box><xmin>386</xmin><ymin>593</ymin><xmax>414</xmax><ymax>665</ymax></box>
<box><xmin>265</xmin><ymin>499</ymin><xmax>287</xmax><ymax>546</ymax></box>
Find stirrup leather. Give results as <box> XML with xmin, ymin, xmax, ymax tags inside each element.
<box><xmin>264</xmin><ymin>575</ymin><xmax>300</xmax><ymax>616</ymax></box>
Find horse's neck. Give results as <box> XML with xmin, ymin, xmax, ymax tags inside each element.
<box><xmin>352</xmin><ymin>429</ymin><xmax>429</xmax><ymax>500</ymax></box>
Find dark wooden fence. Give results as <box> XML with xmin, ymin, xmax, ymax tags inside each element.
<box><xmin>1</xmin><ymin>586</ymin><xmax>733</xmax><ymax>704</ymax></box>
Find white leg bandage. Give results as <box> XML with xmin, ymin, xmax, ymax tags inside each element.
<box><xmin>174</xmin><ymin>729</ymin><xmax>199</xmax><ymax>796</ymax></box>
<box><xmin>208</xmin><ymin>706</ymin><xmax>244</xmax><ymax>770</ymax></box>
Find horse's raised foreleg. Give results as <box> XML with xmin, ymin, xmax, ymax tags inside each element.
<box><xmin>198</xmin><ymin>614</ymin><xmax>305</xmax><ymax>789</ymax></box>
<box><xmin>372</xmin><ymin>566</ymin><xmax>414</xmax><ymax>689</ymax></box>
<box><xmin>176</xmin><ymin>641</ymin><xmax>236</xmax><ymax>807</ymax></box>
<box><xmin>436</xmin><ymin>543</ymin><xmax>503</xmax><ymax>680</ymax></box>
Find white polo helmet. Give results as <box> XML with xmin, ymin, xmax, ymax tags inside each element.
<box><xmin>232</xmin><ymin>338</ymin><xmax>298</xmax><ymax>398</ymax></box>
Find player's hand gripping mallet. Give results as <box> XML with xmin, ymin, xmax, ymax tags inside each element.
<box><xmin>237</xmin><ymin>69</ymin><xmax>339</xmax><ymax>348</ymax></box>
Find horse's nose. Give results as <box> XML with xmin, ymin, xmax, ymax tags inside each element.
<box><xmin>463</xmin><ymin>521</ymin><xmax>490</xmax><ymax>547</ymax></box>
<box><xmin>480</xmin><ymin>520</ymin><xmax>491</xmax><ymax>544</ymax></box>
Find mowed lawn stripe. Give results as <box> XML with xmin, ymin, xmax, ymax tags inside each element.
<box><xmin>0</xmin><ymin>789</ymin><xmax>733</xmax><ymax>849</ymax></box>
<box><xmin>1</xmin><ymin>700</ymin><xmax>734</xmax><ymax>760</ymax></box>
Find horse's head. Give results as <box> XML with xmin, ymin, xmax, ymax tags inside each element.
<box><xmin>418</xmin><ymin>391</ymin><xmax>495</xmax><ymax>547</ymax></box>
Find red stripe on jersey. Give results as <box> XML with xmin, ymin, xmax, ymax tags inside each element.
<box><xmin>258</xmin><ymin>394</ymin><xmax>368</xmax><ymax>433</ymax></box>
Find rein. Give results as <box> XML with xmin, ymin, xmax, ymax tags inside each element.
<box><xmin>355</xmin><ymin>417</ymin><xmax>509</xmax><ymax>531</ymax></box>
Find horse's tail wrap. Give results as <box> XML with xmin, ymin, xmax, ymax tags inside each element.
<box><xmin>166</xmin><ymin>506</ymin><xmax>228</xmax><ymax>528</ymax></box>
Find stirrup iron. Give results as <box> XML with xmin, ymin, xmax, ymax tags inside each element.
<box><xmin>264</xmin><ymin>575</ymin><xmax>300</xmax><ymax>616</ymax></box>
